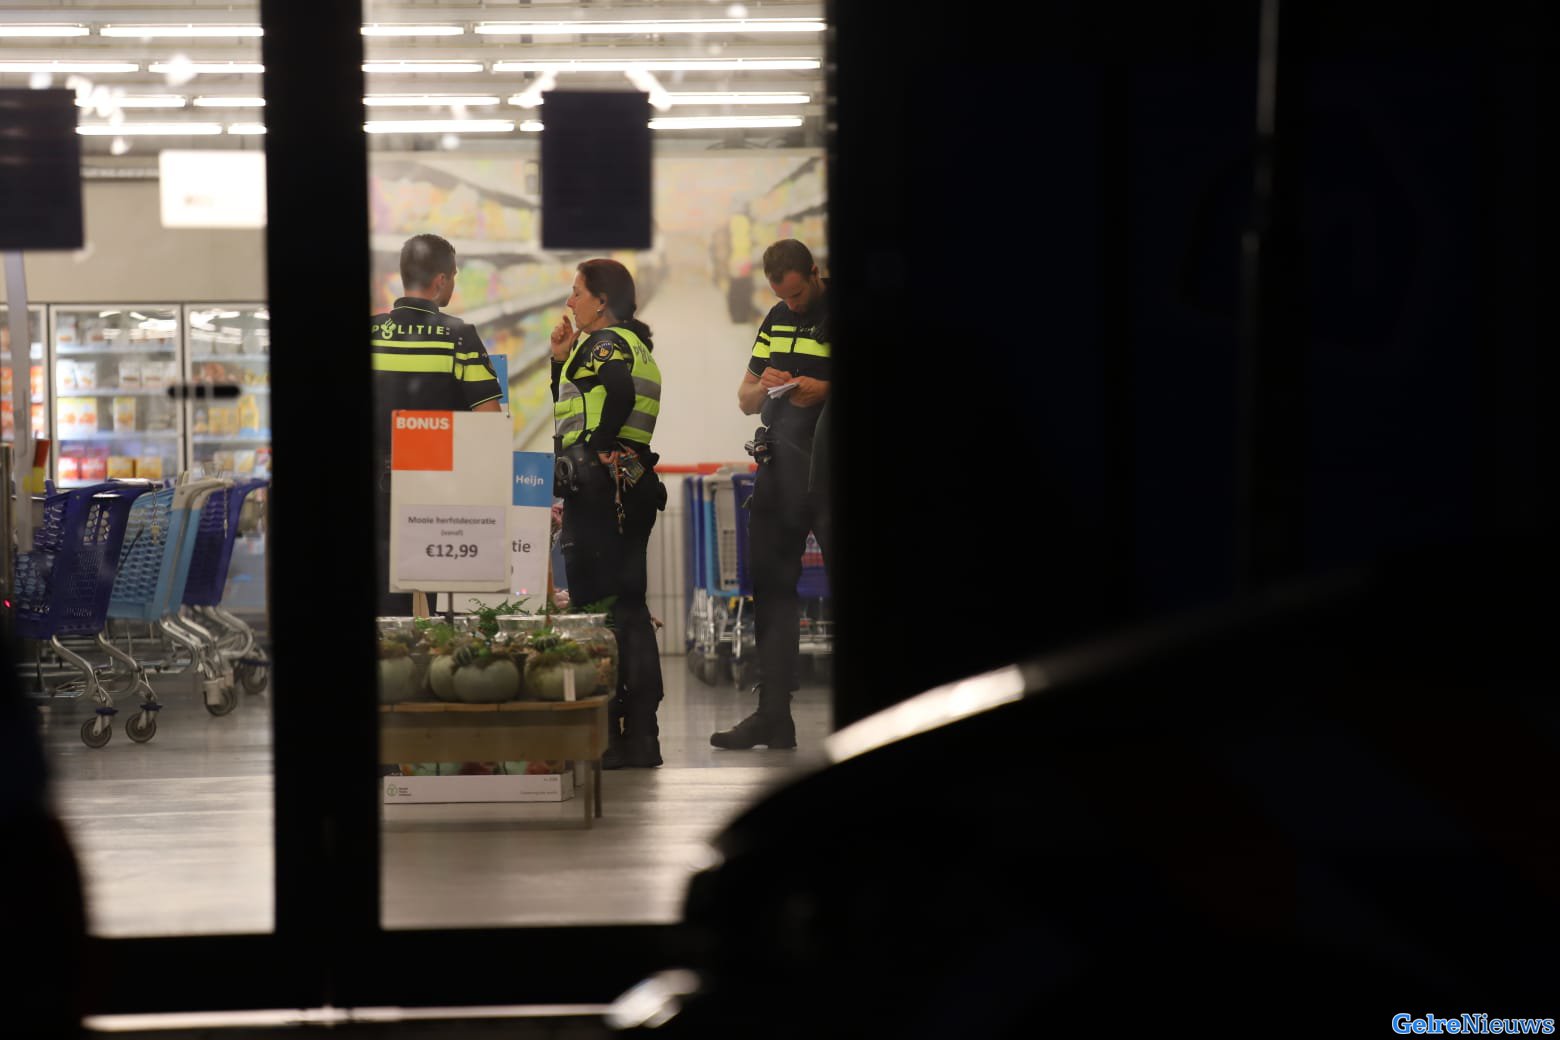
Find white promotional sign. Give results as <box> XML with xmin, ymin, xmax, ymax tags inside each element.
<box><xmin>395</xmin><ymin>504</ymin><xmax>506</xmax><ymax>583</ymax></box>
<box><xmin>509</xmin><ymin>451</ymin><xmax>554</xmax><ymax>600</ymax></box>
<box><xmin>159</xmin><ymin>151</ymin><xmax>267</xmax><ymax>229</ymax></box>
<box><xmin>389</xmin><ymin>411</ymin><xmax>511</xmax><ymax>593</ymax></box>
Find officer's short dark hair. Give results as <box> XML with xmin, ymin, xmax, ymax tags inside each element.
<box><xmin>400</xmin><ymin>234</ymin><xmax>456</xmax><ymax>291</ymax></box>
<box><xmin>762</xmin><ymin>239</ymin><xmax>815</xmax><ymax>282</ymax></box>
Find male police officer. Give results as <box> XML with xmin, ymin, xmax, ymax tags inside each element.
<box><xmin>711</xmin><ymin>239</ymin><xmax>830</xmax><ymax>751</ymax></box>
<box><xmin>371</xmin><ymin>234</ymin><xmax>503</xmax><ymax>616</ymax></box>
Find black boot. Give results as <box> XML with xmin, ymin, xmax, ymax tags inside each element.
<box><xmin>710</xmin><ymin>687</ymin><xmax>796</xmax><ymax>750</ymax></box>
<box><xmin>602</xmin><ymin>734</ymin><xmax>662</xmax><ymax>769</ymax></box>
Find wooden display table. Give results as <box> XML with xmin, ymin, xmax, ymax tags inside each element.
<box><xmin>379</xmin><ymin>696</ymin><xmax>609</xmax><ymax>826</ymax></box>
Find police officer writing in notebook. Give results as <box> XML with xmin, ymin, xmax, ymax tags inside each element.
<box><xmin>711</xmin><ymin>239</ymin><xmax>830</xmax><ymax>751</ymax></box>
<box><xmin>550</xmin><ymin>259</ymin><xmax>668</xmax><ymax>770</ymax></box>
<box><xmin>370</xmin><ymin>234</ymin><xmax>502</xmax><ymax>616</ymax></box>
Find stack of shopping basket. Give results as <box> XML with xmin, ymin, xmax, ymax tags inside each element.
<box><xmin>9</xmin><ymin>474</ymin><xmax>270</xmax><ymax>748</ymax></box>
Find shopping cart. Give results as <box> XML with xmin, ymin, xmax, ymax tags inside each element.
<box><xmin>729</xmin><ymin>471</ymin><xmax>832</xmax><ymax>688</ymax></box>
<box><xmin>179</xmin><ymin>478</ymin><xmax>270</xmax><ymax>697</ymax></box>
<box><xmin>683</xmin><ymin>470</ymin><xmax>752</xmax><ymax>686</ymax></box>
<box><xmin>106</xmin><ymin>476</ymin><xmax>239</xmax><ymax>720</ymax></box>
<box><xmin>11</xmin><ymin>479</ymin><xmax>161</xmax><ymax>747</ymax></box>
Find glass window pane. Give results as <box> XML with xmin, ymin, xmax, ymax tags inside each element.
<box><xmin>2</xmin><ymin>8</ymin><xmax>274</xmax><ymax>937</ymax></box>
<box><xmin>364</xmin><ymin>0</ymin><xmax>832</xmax><ymax>929</ymax></box>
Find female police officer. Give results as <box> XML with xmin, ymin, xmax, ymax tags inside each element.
<box><xmin>550</xmin><ymin>259</ymin><xmax>667</xmax><ymax>769</ymax></box>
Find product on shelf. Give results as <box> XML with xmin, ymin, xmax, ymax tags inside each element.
<box><xmin>107</xmin><ymin>456</ymin><xmax>136</xmax><ymax>479</ymax></box>
<box><xmin>213</xmin><ymin>450</ymin><xmax>236</xmax><ymax>473</ymax></box>
<box><xmin>59</xmin><ymin>456</ymin><xmax>80</xmax><ymax>480</ymax></box>
<box><xmin>118</xmin><ymin>359</ymin><xmax>142</xmax><ymax>390</ymax></box>
<box><xmin>54</xmin><ymin>314</ymin><xmax>77</xmax><ymax>346</ymax></box>
<box><xmin>235</xmin><ymin>450</ymin><xmax>256</xmax><ymax>475</ymax></box>
<box><xmin>30</xmin><ymin>365</ymin><xmax>42</xmax><ymax>400</ymax></box>
<box><xmin>238</xmin><ymin>394</ymin><xmax>261</xmax><ymax>434</ymax></box>
<box><xmin>112</xmin><ymin>397</ymin><xmax>138</xmax><ymax>433</ymax></box>
<box><xmin>192</xmin><ymin>405</ymin><xmax>209</xmax><ymax>435</ymax></box>
<box><xmin>253</xmin><ymin>446</ymin><xmax>272</xmax><ymax>477</ymax></box>
<box><xmin>81</xmin><ymin>455</ymin><xmax>107</xmax><ymax>481</ymax></box>
<box><xmin>56</xmin><ymin>360</ymin><xmax>78</xmax><ymax>392</ymax></box>
<box><xmin>76</xmin><ymin>361</ymin><xmax>98</xmax><ymax>390</ymax></box>
<box><xmin>58</xmin><ymin>397</ymin><xmax>98</xmax><ymax>438</ymax></box>
<box><xmin>137</xmin><ymin>455</ymin><xmax>164</xmax><ymax>481</ymax></box>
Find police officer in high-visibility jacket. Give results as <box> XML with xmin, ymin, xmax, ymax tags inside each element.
<box><xmin>550</xmin><ymin>258</ymin><xmax>668</xmax><ymax>769</ymax></box>
<box><xmin>711</xmin><ymin>239</ymin><xmax>830</xmax><ymax>752</ymax></box>
<box><xmin>371</xmin><ymin>234</ymin><xmax>503</xmax><ymax>616</ymax></box>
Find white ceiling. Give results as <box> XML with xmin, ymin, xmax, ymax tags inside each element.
<box><xmin>0</xmin><ymin>2</ymin><xmax>827</xmax><ymax>155</ymax></box>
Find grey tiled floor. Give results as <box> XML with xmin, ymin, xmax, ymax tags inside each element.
<box><xmin>38</xmin><ymin>658</ymin><xmax>830</xmax><ymax>937</ymax></box>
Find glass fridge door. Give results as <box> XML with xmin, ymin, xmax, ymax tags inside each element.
<box><xmin>185</xmin><ymin>303</ymin><xmax>271</xmax><ymax>615</ymax></box>
<box><xmin>185</xmin><ymin>303</ymin><xmax>271</xmax><ymax>480</ymax></box>
<box><xmin>1</xmin><ymin>304</ymin><xmax>47</xmax><ymax>445</ymax></box>
<box><xmin>49</xmin><ymin>304</ymin><xmax>184</xmax><ymax>487</ymax></box>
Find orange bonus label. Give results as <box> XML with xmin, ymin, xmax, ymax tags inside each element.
<box><xmin>391</xmin><ymin>411</ymin><xmax>455</xmax><ymax>471</ymax></box>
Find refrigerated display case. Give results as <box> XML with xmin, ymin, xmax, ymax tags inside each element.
<box><xmin>1</xmin><ymin>304</ymin><xmax>48</xmax><ymax>444</ymax></box>
<box><xmin>49</xmin><ymin>305</ymin><xmax>184</xmax><ymax>487</ymax></box>
<box><xmin>185</xmin><ymin>303</ymin><xmax>271</xmax><ymax>480</ymax></box>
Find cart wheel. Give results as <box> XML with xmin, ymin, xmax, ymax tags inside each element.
<box><xmin>125</xmin><ymin>712</ymin><xmax>157</xmax><ymax>744</ymax></box>
<box><xmin>205</xmin><ymin>680</ymin><xmax>239</xmax><ymax>717</ymax></box>
<box><xmin>80</xmin><ymin>716</ymin><xmax>112</xmax><ymax>749</ymax></box>
<box><xmin>236</xmin><ymin>662</ymin><xmax>269</xmax><ymax>695</ymax></box>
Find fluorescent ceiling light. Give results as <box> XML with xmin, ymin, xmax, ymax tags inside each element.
<box><xmin>365</xmin><ymin>94</ymin><xmax>500</xmax><ymax>107</ymax></box>
<box><xmin>0</xmin><ymin>25</ymin><xmax>89</xmax><ymax>38</ymax></box>
<box><xmin>193</xmin><ymin>97</ymin><xmax>266</xmax><ymax>108</ymax></box>
<box><xmin>476</xmin><ymin>20</ymin><xmax>825</xmax><ymax>36</ymax></box>
<box><xmin>363</xmin><ymin>61</ymin><xmax>484</xmax><ymax>74</ymax></box>
<box><xmin>361</xmin><ymin>25</ymin><xmax>464</xmax><ymax>37</ymax></box>
<box><xmin>226</xmin><ymin>123</ymin><xmax>267</xmax><ymax>135</ymax></box>
<box><xmin>493</xmin><ymin>58</ymin><xmax>820</xmax><ymax>73</ymax></box>
<box><xmin>518</xmin><ymin>117</ymin><xmax>805</xmax><ymax>132</ymax></box>
<box><xmin>364</xmin><ymin>119</ymin><xmax>514</xmax><ymax>134</ymax></box>
<box><xmin>149</xmin><ymin>62</ymin><xmax>265</xmax><ymax>75</ymax></box>
<box><xmin>77</xmin><ymin>123</ymin><xmax>224</xmax><ymax>136</ymax></box>
<box><xmin>101</xmin><ymin>25</ymin><xmax>263</xmax><ymax>38</ymax></box>
<box><xmin>663</xmin><ymin>91</ymin><xmax>810</xmax><ymax>105</ymax></box>
<box><xmin>0</xmin><ymin>61</ymin><xmax>139</xmax><ymax>73</ymax></box>
<box><xmin>649</xmin><ymin>115</ymin><xmax>804</xmax><ymax>130</ymax></box>
<box><xmin>77</xmin><ymin>95</ymin><xmax>187</xmax><ymax>109</ymax></box>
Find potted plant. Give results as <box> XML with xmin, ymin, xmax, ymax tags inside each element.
<box><xmin>523</xmin><ymin>629</ymin><xmax>599</xmax><ymax>702</ymax></box>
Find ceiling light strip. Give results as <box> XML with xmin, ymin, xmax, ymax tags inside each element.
<box><xmin>363</xmin><ymin>61</ymin><xmax>485</xmax><ymax>74</ymax></box>
<box><xmin>364</xmin><ymin>119</ymin><xmax>514</xmax><ymax>134</ymax></box>
<box><xmin>192</xmin><ymin>97</ymin><xmax>266</xmax><ymax>108</ymax></box>
<box><xmin>365</xmin><ymin>95</ymin><xmax>501</xmax><ymax>107</ymax></box>
<box><xmin>148</xmin><ymin>62</ymin><xmax>266</xmax><ymax>75</ymax></box>
<box><xmin>493</xmin><ymin>58</ymin><xmax>820</xmax><ymax>73</ymax></box>
<box><xmin>475</xmin><ymin>20</ymin><xmax>824</xmax><ymax>36</ymax></box>
<box><xmin>0</xmin><ymin>61</ymin><xmax>139</xmax><ymax>73</ymax></box>
<box><xmin>77</xmin><ymin>123</ymin><xmax>225</xmax><ymax>136</ymax></box>
<box><xmin>0</xmin><ymin>25</ymin><xmax>89</xmax><ymax>38</ymax></box>
<box><xmin>100</xmin><ymin>25</ymin><xmax>263</xmax><ymax>38</ymax></box>
<box><xmin>361</xmin><ymin>25</ymin><xmax>464</xmax><ymax>37</ymax></box>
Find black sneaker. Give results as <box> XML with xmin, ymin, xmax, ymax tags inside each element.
<box><xmin>710</xmin><ymin>711</ymin><xmax>797</xmax><ymax>750</ymax></box>
<box><xmin>602</xmin><ymin>734</ymin><xmax>663</xmax><ymax>770</ymax></box>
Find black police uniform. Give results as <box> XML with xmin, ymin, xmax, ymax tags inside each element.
<box><xmin>716</xmin><ymin>287</ymin><xmax>830</xmax><ymax>749</ymax></box>
<box><xmin>551</xmin><ymin>324</ymin><xmax>668</xmax><ymax>769</ymax></box>
<box><xmin>370</xmin><ymin>297</ymin><xmax>502</xmax><ymax>616</ymax></box>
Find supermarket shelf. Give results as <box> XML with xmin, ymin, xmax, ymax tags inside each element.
<box><xmin>193</xmin><ymin>435</ymin><xmax>271</xmax><ymax>444</ymax></box>
<box><xmin>58</xmin><ymin>430</ymin><xmax>179</xmax><ymax>441</ymax></box>
<box><xmin>56</xmin><ymin>345</ymin><xmax>176</xmax><ymax>356</ymax></box>
<box><xmin>52</xmin><ymin>388</ymin><xmax>166</xmax><ymax>397</ymax></box>
<box><xmin>189</xmin><ymin>353</ymin><xmax>270</xmax><ymax>363</ymax></box>
<box><xmin>466</xmin><ymin>289</ymin><xmax>569</xmax><ymax>328</ymax></box>
<box><xmin>0</xmin><ymin>350</ymin><xmax>45</xmax><ymax>360</ymax></box>
<box><xmin>371</xmin><ymin>233</ymin><xmax>542</xmax><ymax>260</ymax></box>
<box><xmin>506</xmin><ymin>342</ymin><xmax>553</xmax><ymax>386</ymax></box>
<box><xmin>760</xmin><ymin>155</ymin><xmax>820</xmax><ymax>199</ymax></box>
<box><xmin>514</xmin><ymin>407</ymin><xmax>554</xmax><ymax>453</ymax></box>
<box><xmin>375</xmin><ymin>158</ymin><xmax>539</xmax><ymax>210</ymax></box>
<box><xmin>781</xmin><ymin>199</ymin><xmax>827</xmax><ymax>221</ymax></box>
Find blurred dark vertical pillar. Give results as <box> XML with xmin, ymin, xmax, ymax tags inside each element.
<box><xmin>261</xmin><ymin>0</ymin><xmax>376</xmax><ymax>1005</ymax></box>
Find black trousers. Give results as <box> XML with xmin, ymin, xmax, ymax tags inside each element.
<box><xmin>559</xmin><ymin>459</ymin><xmax>666</xmax><ymax>737</ymax></box>
<box><xmin>748</xmin><ymin>445</ymin><xmax>825</xmax><ymax>708</ymax></box>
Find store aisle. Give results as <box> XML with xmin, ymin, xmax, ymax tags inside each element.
<box><xmin>39</xmin><ymin>656</ymin><xmax>828</xmax><ymax>935</ymax></box>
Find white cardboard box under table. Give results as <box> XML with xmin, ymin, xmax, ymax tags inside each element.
<box><xmin>382</xmin><ymin>770</ymin><xmax>575</xmax><ymax>805</ymax></box>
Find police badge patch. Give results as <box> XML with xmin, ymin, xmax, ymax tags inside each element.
<box><xmin>592</xmin><ymin>342</ymin><xmax>615</xmax><ymax>363</ymax></box>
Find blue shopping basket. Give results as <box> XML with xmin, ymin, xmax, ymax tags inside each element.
<box><xmin>182</xmin><ymin>479</ymin><xmax>270</xmax><ymax>608</ymax></box>
<box><xmin>107</xmin><ymin>480</ymin><xmax>229</xmax><ymax>625</ymax></box>
<box><xmin>13</xmin><ymin>482</ymin><xmax>157</xmax><ymax>641</ymax></box>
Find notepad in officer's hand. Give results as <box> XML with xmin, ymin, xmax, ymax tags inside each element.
<box><xmin>767</xmin><ymin>382</ymin><xmax>799</xmax><ymax>399</ymax></box>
